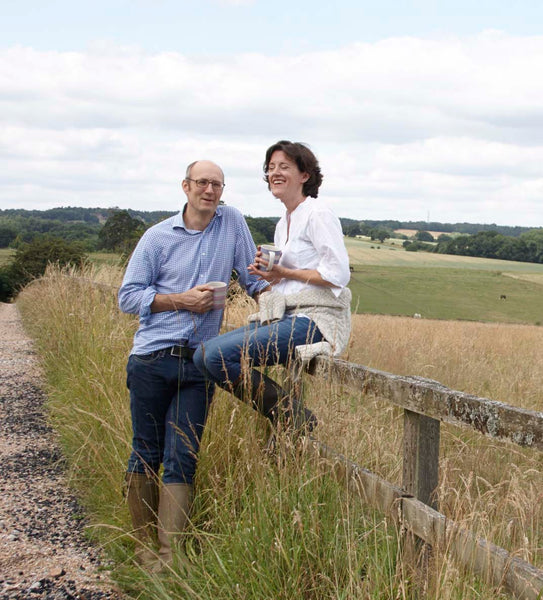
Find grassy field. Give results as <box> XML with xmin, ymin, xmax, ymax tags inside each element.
<box><xmin>345</xmin><ymin>236</ymin><xmax>543</xmax><ymax>272</ymax></box>
<box><xmin>345</xmin><ymin>238</ymin><xmax>543</xmax><ymax>324</ymax></box>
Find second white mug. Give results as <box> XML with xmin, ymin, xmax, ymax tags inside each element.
<box><xmin>259</xmin><ymin>244</ymin><xmax>282</xmax><ymax>271</ymax></box>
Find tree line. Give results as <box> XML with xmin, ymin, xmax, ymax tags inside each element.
<box><xmin>0</xmin><ymin>208</ymin><xmax>278</xmax><ymax>301</ymax></box>
<box><xmin>0</xmin><ymin>207</ymin><xmax>278</xmax><ymax>253</ymax></box>
<box><xmin>434</xmin><ymin>229</ymin><xmax>543</xmax><ymax>263</ymax></box>
<box><xmin>342</xmin><ymin>220</ymin><xmax>543</xmax><ymax>264</ymax></box>
<box><xmin>1</xmin><ymin>207</ymin><xmax>541</xmax><ymax>303</ymax></box>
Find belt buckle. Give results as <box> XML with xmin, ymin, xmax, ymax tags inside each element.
<box><xmin>170</xmin><ymin>345</ymin><xmax>193</xmax><ymax>359</ymax></box>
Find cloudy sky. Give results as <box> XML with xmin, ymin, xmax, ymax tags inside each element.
<box><xmin>2</xmin><ymin>0</ymin><xmax>543</xmax><ymax>227</ymax></box>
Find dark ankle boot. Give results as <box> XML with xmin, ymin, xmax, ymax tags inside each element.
<box><xmin>232</xmin><ymin>369</ymin><xmax>317</xmax><ymax>434</ymax></box>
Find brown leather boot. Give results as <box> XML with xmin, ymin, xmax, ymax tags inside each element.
<box><xmin>153</xmin><ymin>483</ymin><xmax>193</xmax><ymax>573</ymax></box>
<box><xmin>124</xmin><ymin>471</ymin><xmax>159</xmax><ymax>568</ymax></box>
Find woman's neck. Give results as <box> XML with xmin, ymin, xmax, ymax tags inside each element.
<box><xmin>283</xmin><ymin>194</ymin><xmax>307</xmax><ymax>215</ymax></box>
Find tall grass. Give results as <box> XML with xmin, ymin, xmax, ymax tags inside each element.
<box><xmin>16</xmin><ymin>265</ymin><xmax>539</xmax><ymax>599</ymax></box>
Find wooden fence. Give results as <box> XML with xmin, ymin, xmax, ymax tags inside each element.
<box><xmin>290</xmin><ymin>354</ymin><xmax>543</xmax><ymax>600</ymax></box>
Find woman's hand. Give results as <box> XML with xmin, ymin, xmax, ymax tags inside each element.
<box><xmin>248</xmin><ymin>261</ymin><xmax>284</xmax><ymax>284</ymax></box>
<box><xmin>249</xmin><ymin>246</ymin><xmax>281</xmax><ymax>284</ymax></box>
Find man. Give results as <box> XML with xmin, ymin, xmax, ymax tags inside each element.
<box><xmin>118</xmin><ymin>160</ymin><xmax>268</xmax><ymax>571</ymax></box>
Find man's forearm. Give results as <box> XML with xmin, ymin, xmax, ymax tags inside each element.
<box><xmin>151</xmin><ymin>293</ymin><xmax>185</xmax><ymax>313</ymax></box>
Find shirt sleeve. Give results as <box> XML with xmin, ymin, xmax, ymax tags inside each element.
<box><xmin>232</xmin><ymin>213</ymin><xmax>270</xmax><ymax>297</ymax></box>
<box><xmin>118</xmin><ymin>234</ymin><xmax>159</xmax><ymax>320</ymax></box>
<box><xmin>307</xmin><ymin>208</ymin><xmax>351</xmax><ymax>290</ymax></box>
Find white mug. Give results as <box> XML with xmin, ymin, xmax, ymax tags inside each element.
<box><xmin>259</xmin><ymin>245</ymin><xmax>282</xmax><ymax>271</ymax></box>
<box><xmin>205</xmin><ymin>281</ymin><xmax>227</xmax><ymax>310</ymax></box>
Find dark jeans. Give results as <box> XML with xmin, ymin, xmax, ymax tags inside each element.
<box><xmin>193</xmin><ymin>316</ymin><xmax>323</xmax><ymax>387</ymax></box>
<box><xmin>126</xmin><ymin>350</ymin><xmax>214</xmax><ymax>485</ymax></box>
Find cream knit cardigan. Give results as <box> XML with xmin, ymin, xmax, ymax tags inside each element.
<box><xmin>248</xmin><ymin>286</ymin><xmax>352</xmax><ymax>356</ymax></box>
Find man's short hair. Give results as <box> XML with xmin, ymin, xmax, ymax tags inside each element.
<box><xmin>185</xmin><ymin>161</ymin><xmax>198</xmax><ymax>180</ymax></box>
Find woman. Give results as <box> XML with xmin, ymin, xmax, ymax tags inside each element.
<box><xmin>193</xmin><ymin>140</ymin><xmax>351</xmax><ymax>433</ymax></box>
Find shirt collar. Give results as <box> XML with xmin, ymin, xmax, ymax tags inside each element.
<box><xmin>172</xmin><ymin>204</ymin><xmax>224</xmax><ymax>231</ymax></box>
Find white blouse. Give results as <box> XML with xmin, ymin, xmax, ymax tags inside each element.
<box><xmin>273</xmin><ymin>197</ymin><xmax>350</xmax><ymax>297</ymax></box>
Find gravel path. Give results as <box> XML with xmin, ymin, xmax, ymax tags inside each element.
<box><xmin>0</xmin><ymin>303</ymin><xmax>124</xmax><ymax>600</ymax></box>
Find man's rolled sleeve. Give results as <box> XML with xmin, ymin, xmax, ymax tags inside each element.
<box><xmin>118</xmin><ymin>237</ymin><xmax>159</xmax><ymax>317</ymax></box>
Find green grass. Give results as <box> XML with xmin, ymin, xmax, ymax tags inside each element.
<box><xmin>345</xmin><ymin>238</ymin><xmax>543</xmax><ymax>324</ymax></box>
<box><xmin>349</xmin><ymin>266</ymin><xmax>543</xmax><ymax>323</ymax></box>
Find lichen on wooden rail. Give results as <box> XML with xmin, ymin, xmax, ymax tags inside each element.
<box><xmin>307</xmin><ymin>356</ymin><xmax>543</xmax><ymax>452</ymax></box>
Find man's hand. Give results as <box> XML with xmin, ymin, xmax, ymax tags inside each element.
<box><xmin>178</xmin><ymin>285</ymin><xmax>215</xmax><ymax>313</ymax></box>
<box><xmin>151</xmin><ymin>285</ymin><xmax>214</xmax><ymax>313</ymax></box>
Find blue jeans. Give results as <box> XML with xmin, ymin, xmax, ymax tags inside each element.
<box><xmin>126</xmin><ymin>350</ymin><xmax>214</xmax><ymax>485</ymax></box>
<box><xmin>193</xmin><ymin>316</ymin><xmax>323</xmax><ymax>387</ymax></box>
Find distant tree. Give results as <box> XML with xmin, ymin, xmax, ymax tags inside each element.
<box><xmin>415</xmin><ymin>230</ymin><xmax>434</xmax><ymax>242</ymax></box>
<box><xmin>98</xmin><ymin>210</ymin><xmax>146</xmax><ymax>253</ymax></box>
<box><xmin>345</xmin><ymin>223</ymin><xmax>362</xmax><ymax>237</ymax></box>
<box><xmin>370</xmin><ymin>228</ymin><xmax>390</xmax><ymax>243</ymax></box>
<box><xmin>244</xmin><ymin>216</ymin><xmax>276</xmax><ymax>245</ymax></box>
<box><xmin>520</xmin><ymin>229</ymin><xmax>543</xmax><ymax>263</ymax></box>
<box><xmin>0</xmin><ymin>225</ymin><xmax>17</xmax><ymax>248</ymax></box>
<box><xmin>13</xmin><ymin>236</ymin><xmax>87</xmax><ymax>280</ymax></box>
<box><xmin>403</xmin><ymin>240</ymin><xmax>433</xmax><ymax>252</ymax></box>
<box><xmin>0</xmin><ymin>236</ymin><xmax>88</xmax><ymax>302</ymax></box>
<box><xmin>435</xmin><ymin>229</ymin><xmax>543</xmax><ymax>263</ymax></box>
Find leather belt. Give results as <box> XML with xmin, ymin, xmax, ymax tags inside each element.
<box><xmin>169</xmin><ymin>345</ymin><xmax>195</xmax><ymax>359</ymax></box>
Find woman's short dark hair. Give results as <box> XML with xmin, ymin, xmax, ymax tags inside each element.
<box><xmin>263</xmin><ymin>140</ymin><xmax>323</xmax><ymax>198</ymax></box>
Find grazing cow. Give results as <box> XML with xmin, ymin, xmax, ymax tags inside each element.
<box><xmin>413</xmin><ymin>313</ymin><xmax>422</xmax><ymax>319</ymax></box>
<box><xmin>500</xmin><ymin>294</ymin><xmax>507</xmax><ymax>300</ymax></box>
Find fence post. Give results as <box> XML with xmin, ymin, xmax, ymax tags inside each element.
<box><xmin>402</xmin><ymin>410</ymin><xmax>440</xmax><ymax>509</ymax></box>
<box><xmin>401</xmin><ymin>409</ymin><xmax>441</xmax><ymax>591</ymax></box>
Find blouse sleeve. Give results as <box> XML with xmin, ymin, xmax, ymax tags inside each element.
<box><xmin>307</xmin><ymin>207</ymin><xmax>351</xmax><ymax>291</ymax></box>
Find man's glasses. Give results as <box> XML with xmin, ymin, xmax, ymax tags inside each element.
<box><xmin>186</xmin><ymin>178</ymin><xmax>225</xmax><ymax>191</ymax></box>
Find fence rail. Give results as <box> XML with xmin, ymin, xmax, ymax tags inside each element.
<box><xmin>295</xmin><ymin>354</ymin><xmax>543</xmax><ymax>600</ymax></box>
<box><xmin>307</xmin><ymin>356</ymin><xmax>543</xmax><ymax>451</ymax></box>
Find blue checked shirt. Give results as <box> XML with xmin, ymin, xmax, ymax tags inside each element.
<box><xmin>118</xmin><ymin>205</ymin><xmax>268</xmax><ymax>355</ymax></box>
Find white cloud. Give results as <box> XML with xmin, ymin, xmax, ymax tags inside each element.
<box><xmin>1</xmin><ymin>33</ymin><xmax>543</xmax><ymax>226</ymax></box>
